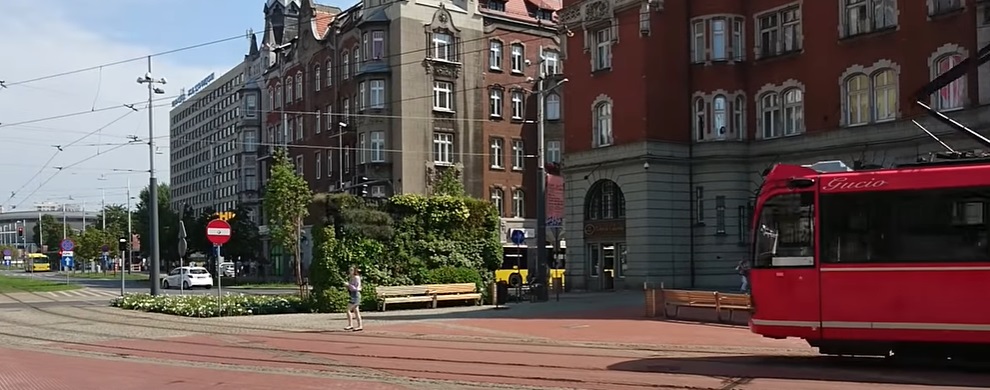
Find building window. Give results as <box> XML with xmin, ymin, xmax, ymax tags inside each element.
<box><xmin>342</xmin><ymin>98</ymin><xmax>349</xmax><ymax>123</ymax></box>
<box><xmin>285</xmin><ymin>77</ymin><xmax>293</xmax><ymax>104</ymax></box>
<box><xmin>694</xmin><ymin>97</ymin><xmax>706</xmax><ymax>140</ymax></box>
<box><xmin>315</xmin><ymin>65</ymin><xmax>321</xmax><ymax>91</ymax></box>
<box><xmin>432</xmin><ymin>32</ymin><xmax>454</xmax><ymax>61</ymax></box>
<box><xmin>370</xmin><ymin>131</ymin><xmax>385</xmax><ymax>162</ymax></box>
<box><xmin>593</xmin><ymin>101</ymin><xmax>613</xmax><ymax>147</ymax></box>
<box><xmin>511</xmin><ymin>91</ymin><xmax>524</xmax><ymax>119</ymax></box>
<box><xmin>370</xmin><ymin>79</ymin><xmax>385</xmax><ymax>108</ymax></box>
<box><xmin>342</xmin><ymin>51</ymin><xmax>349</xmax><ymax>79</ymax></box>
<box><xmin>711</xmin><ymin>18</ymin><xmax>727</xmax><ymax>60</ymax></box>
<box><xmin>344</xmin><ymin>148</ymin><xmax>350</xmax><ymax>173</ymax></box>
<box><xmin>327</xmin><ymin>149</ymin><xmax>333</xmax><ymax>176</ymax></box>
<box><xmin>325</xmin><ymin>105</ymin><xmax>333</xmax><ymax>131</ymax></box>
<box><xmin>782</xmin><ymin>88</ymin><xmax>804</xmax><ymax>135</ymax></box>
<box><xmin>245</xmin><ymin>94</ymin><xmax>257</xmax><ymax>118</ymax></box>
<box><xmin>845</xmin><ymin>74</ymin><xmax>870</xmax><ymax>125</ymax></box>
<box><xmin>933</xmin><ymin>54</ymin><xmax>965</xmax><ymax>110</ymax></box>
<box><xmin>733</xmin><ymin>96</ymin><xmax>745</xmax><ymax>138</ymax></box>
<box><xmin>358</xmin><ymin>81</ymin><xmax>366</xmax><ymax>110</ymax></box>
<box><xmin>274</xmin><ymin>83</ymin><xmax>282</xmax><ymax>107</ymax></box>
<box><xmin>327</xmin><ymin>60</ymin><xmax>333</xmax><ymax>87</ymax></box>
<box><xmin>594</xmin><ymin>28</ymin><xmax>612</xmax><ymax>70</ymax></box>
<box><xmin>692</xmin><ymin>20</ymin><xmax>705</xmax><ymax>63</ymax></box>
<box><xmin>491</xmin><ymin>188</ymin><xmax>504</xmax><ymax>217</ymax></box>
<box><xmin>489</xmin><ymin>40</ymin><xmax>502</xmax><ymax>70</ymax></box>
<box><xmin>546</xmin><ymin>93</ymin><xmax>561</xmax><ymax>120</ymax></box>
<box><xmin>512</xmin><ymin>189</ymin><xmax>525</xmax><ymax>218</ymax></box>
<box><xmin>760</xmin><ymin>92</ymin><xmax>781</xmax><ymax>139</ymax></box>
<box><xmin>512</xmin><ymin>139</ymin><xmax>524</xmax><ymax>170</ymax></box>
<box><xmin>715</xmin><ymin>196</ymin><xmax>726</xmax><ymax>234</ymax></box>
<box><xmin>316</xmin><ymin>110</ymin><xmax>322</xmax><ymax>134</ymax></box>
<box><xmin>712</xmin><ymin>95</ymin><xmax>727</xmax><ymax>139</ymax></box>
<box><xmin>315</xmin><ymin>152</ymin><xmax>322</xmax><ymax>179</ymax></box>
<box><xmin>731</xmin><ymin>18</ymin><xmax>744</xmax><ymax>60</ymax></box>
<box><xmin>295</xmin><ymin>71</ymin><xmax>303</xmax><ymax>100</ymax></box>
<box><xmin>844</xmin><ymin>0</ymin><xmax>896</xmax><ymax>37</ymax></box>
<box><xmin>547</xmin><ymin>140</ymin><xmax>561</xmax><ymax>163</ymax></box>
<box><xmin>295</xmin><ymin>155</ymin><xmax>304</xmax><ymax>176</ymax></box>
<box><xmin>359</xmin><ymin>133</ymin><xmax>367</xmax><ymax>164</ymax></box>
<box><xmin>490</xmin><ymin>137</ymin><xmax>504</xmax><ymax>168</ymax></box>
<box><xmin>757</xmin><ymin>6</ymin><xmax>801</xmax><ymax>58</ymax></box>
<box><xmin>433</xmin><ymin>132</ymin><xmax>453</xmax><ymax>165</ymax></box>
<box><xmin>352</xmin><ymin>49</ymin><xmax>359</xmax><ymax>74</ymax></box>
<box><xmin>542</xmin><ymin>50</ymin><xmax>560</xmax><ymax>75</ymax></box>
<box><xmin>433</xmin><ymin>81</ymin><xmax>453</xmax><ymax>111</ymax></box>
<box><xmin>372</xmin><ymin>30</ymin><xmax>385</xmax><ymax>59</ymax></box>
<box><xmin>510</xmin><ymin>44</ymin><xmax>524</xmax><ymax>72</ymax></box>
<box><xmin>873</xmin><ymin>69</ymin><xmax>897</xmax><ymax>121</ymax></box>
<box><xmin>932</xmin><ymin>0</ymin><xmax>962</xmax><ymax>15</ymax></box>
<box><xmin>490</xmin><ymin>89</ymin><xmax>503</xmax><ymax>117</ymax></box>
<box><xmin>268</xmin><ymin>88</ymin><xmax>274</xmax><ymax>110</ymax></box>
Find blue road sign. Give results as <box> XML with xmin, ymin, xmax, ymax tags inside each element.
<box><xmin>60</xmin><ymin>239</ymin><xmax>74</xmax><ymax>252</ymax></box>
<box><xmin>61</xmin><ymin>255</ymin><xmax>74</xmax><ymax>269</ymax></box>
<box><xmin>510</xmin><ymin>229</ymin><xmax>526</xmax><ymax>245</ymax></box>
<box><xmin>2</xmin><ymin>249</ymin><xmax>10</xmax><ymax>257</ymax></box>
<box><xmin>3</xmin><ymin>259</ymin><xmax>9</xmax><ymax>267</ymax></box>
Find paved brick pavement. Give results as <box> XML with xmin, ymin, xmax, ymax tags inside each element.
<box><xmin>0</xmin><ymin>288</ymin><xmax>119</xmax><ymax>304</ymax></box>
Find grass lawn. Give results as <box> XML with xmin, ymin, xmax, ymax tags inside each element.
<box><xmin>0</xmin><ymin>275</ymin><xmax>80</xmax><ymax>293</ymax></box>
<box><xmin>223</xmin><ymin>280</ymin><xmax>299</xmax><ymax>289</ymax></box>
<box><xmin>57</xmin><ymin>272</ymin><xmax>149</xmax><ymax>281</ymax></box>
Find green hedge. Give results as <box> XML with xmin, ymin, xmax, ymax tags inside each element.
<box><xmin>111</xmin><ymin>293</ymin><xmax>306</xmax><ymax>317</ymax></box>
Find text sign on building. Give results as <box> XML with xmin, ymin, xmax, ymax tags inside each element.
<box><xmin>171</xmin><ymin>73</ymin><xmax>216</xmax><ymax>107</ymax></box>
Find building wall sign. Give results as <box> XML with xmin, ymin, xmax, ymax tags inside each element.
<box><xmin>171</xmin><ymin>73</ymin><xmax>216</xmax><ymax>107</ymax></box>
<box><xmin>583</xmin><ymin>219</ymin><xmax>625</xmax><ymax>239</ymax></box>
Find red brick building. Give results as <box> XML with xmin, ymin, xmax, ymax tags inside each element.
<box><xmin>558</xmin><ymin>0</ymin><xmax>989</xmax><ymax>291</ymax></box>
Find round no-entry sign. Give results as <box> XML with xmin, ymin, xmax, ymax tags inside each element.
<box><xmin>205</xmin><ymin>219</ymin><xmax>232</xmax><ymax>246</ymax></box>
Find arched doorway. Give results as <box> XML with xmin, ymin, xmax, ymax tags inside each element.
<box><xmin>583</xmin><ymin>179</ymin><xmax>626</xmax><ymax>290</ymax></box>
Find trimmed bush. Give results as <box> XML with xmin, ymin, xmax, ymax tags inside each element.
<box><xmin>110</xmin><ymin>293</ymin><xmax>305</xmax><ymax>317</ymax></box>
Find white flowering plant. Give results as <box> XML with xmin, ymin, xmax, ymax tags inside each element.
<box><xmin>110</xmin><ymin>293</ymin><xmax>307</xmax><ymax>318</ymax></box>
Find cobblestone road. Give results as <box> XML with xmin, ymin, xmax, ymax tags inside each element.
<box><xmin>0</xmin><ymin>292</ymin><xmax>987</xmax><ymax>390</ymax></box>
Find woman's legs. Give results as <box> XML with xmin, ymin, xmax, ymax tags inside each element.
<box><xmin>345</xmin><ymin>304</ymin><xmax>355</xmax><ymax>329</ymax></box>
<box><xmin>353</xmin><ymin>306</ymin><xmax>363</xmax><ymax>330</ymax></box>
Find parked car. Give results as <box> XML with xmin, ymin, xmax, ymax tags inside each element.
<box><xmin>161</xmin><ymin>266</ymin><xmax>213</xmax><ymax>289</ymax></box>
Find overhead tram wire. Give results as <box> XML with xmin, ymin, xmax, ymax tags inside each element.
<box><xmin>4</xmin><ymin>7</ymin><xmax>565</xmax><ymax>90</ymax></box>
<box><xmin>14</xmin><ymin>141</ymin><xmax>138</xmax><ymax>209</ymax></box>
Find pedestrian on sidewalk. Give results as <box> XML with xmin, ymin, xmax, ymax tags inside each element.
<box><xmin>344</xmin><ymin>266</ymin><xmax>363</xmax><ymax>331</ymax></box>
<box><xmin>736</xmin><ymin>259</ymin><xmax>751</xmax><ymax>293</ymax></box>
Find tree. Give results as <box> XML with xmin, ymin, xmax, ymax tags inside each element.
<box><xmin>225</xmin><ymin>204</ymin><xmax>262</xmax><ymax>262</ymax></box>
<box><xmin>91</xmin><ymin>204</ymin><xmax>129</xmax><ymax>237</ymax></box>
<box><xmin>73</xmin><ymin>228</ymin><xmax>114</xmax><ymax>261</ymax></box>
<box><xmin>263</xmin><ymin>148</ymin><xmax>313</xmax><ymax>287</ymax></box>
<box><xmin>430</xmin><ymin>165</ymin><xmax>465</xmax><ymax>197</ymax></box>
<box><xmin>32</xmin><ymin>214</ymin><xmax>65</xmax><ymax>251</ymax></box>
<box><xmin>133</xmin><ymin>183</ymin><xmax>180</xmax><ymax>266</ymax></box>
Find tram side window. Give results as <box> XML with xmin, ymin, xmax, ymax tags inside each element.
<box><xmin>820</xmin><ymin>188</ymin><xmax>990</xmax><ymax>263</ymax></box>
<box><xmin>753</xmin><ymin>192</ymin><xmax>815</xmax><ymax>268</ymax></box>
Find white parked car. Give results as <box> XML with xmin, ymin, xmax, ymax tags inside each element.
<box><xmin>161</xmin><ymin>266</ymin><xmax>214</xmax><ymax>289</ymax></box>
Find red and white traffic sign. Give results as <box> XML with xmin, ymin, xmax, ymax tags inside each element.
<box><xmin>205</xmin><ymin>219</ymin><xmax>232</xmax><ymax>245</ymax></box>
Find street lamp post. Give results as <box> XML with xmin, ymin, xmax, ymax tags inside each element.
<box><xmin>136</xmin><ymin>56</ymin><xmax>167</xmax><ymax>295</ymax></box>
<box><xmin>533</xmin><ymin>67</ymin><xmax>567</xmax><ymax>302</ymax></box>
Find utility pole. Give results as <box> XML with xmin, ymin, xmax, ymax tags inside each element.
<box><xmin>62</xmin><ymin>202</ymin><xmax>67</xmax><ymax>239</ymax></box>
<box><xmin>137</xmin><ymin>55</ymin><xmax>167</xmax><ymax>295</ymax></box>
<box><xmin>102</xmin><ymin>188</ymin><xmax>106</xmax><ymax>230</ymax></box>
<box><xmin>533</xmin><ymin>64</ymin><xmax>568</xmax><ymax>302</ymax></box>
<box><xmin>127</xmin><ymin>178</ymin><xmax>132</xmax><ymax>276</ymax></box>
<box><xmin>38</xmin><ymin>211</ymin><xmax>43</xmax><ymax>251</ymax></box>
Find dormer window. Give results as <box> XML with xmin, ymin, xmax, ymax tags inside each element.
<box><xmin>486</xmin><ymin>0</ymin><xmax>506</xmax><ymax>11</ymax></box>
<box><xmin>535</xmin><ymin>9</ymin><xmax>553</xmax><ymax>21</ymax></box>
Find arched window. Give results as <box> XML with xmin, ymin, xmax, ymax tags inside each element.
<box><xmin>872</xmin><ymin>69</ymin><xmax>897</xmax><ymax>121</ymax></box>
<box><xmin>342</xmin><ymin>51</ymin><xmax>349</xmax><ymax>79</ymax></box>
<box><xmin>846</xmin><ymin>74</ymin><xmax>869</xmax><ymax>125</ymax></box>
<box><xmin>782</xmin><ymin>88</ymin><xmax>803</xmax><ymax>135</ymax></box>
<box><xmin>593</xmin><ymin>101</ymin><xmax>612</xmax><ymax>147</ymax></box>
<box><xmin>733</xmin><ymin>95</ymin><xmax>745</xmax><ymax>138</ymax></box>
<box><xmin>584</xmin><ymin>180</ymin><xmax>626</xmax><ymax>220</ymax></box>
<box><xmin>326</xmin><ymin>59</ymin><xmax>333</xmax><ymax>86</ymax></box>
<box><xmin>268</xmin><ymin>87</ymin><xmax>274</xmax><ymax>110</ymax></box>
<box><xmin>315</xmin><ymin>65</ymin><xmax>322</xmax><ymax>91</ymax></box>
<box><xmin>274</xmin><ymin>83</ymin><xmax>282</xmax><ymax>107</ymax></box>
<box><xmin>934</xmin><ymin>54</ymin><xmax>965</xmax><ymax>110</ymax></box>
<box><xmin>285</xmin><ymin>76</ymin><xmax>293</xmax><ymax>104</ymax></box>
<box><xmin>295</xmin><ymin>71</ymin><xmax>303</xmax><ymax>100</ymax></box>
<box><xmin>760</xmin><ymin>92</ymin><xmax>780</xmax><ymax>139</ymax></box>
<box><xmin>546</xmin><ymin>93</ymin><xmax>561</xmax><ymax>120</ymax></box>
<box><xmin>512</xmin><ymin>189</ymin><xmax>525</xmax><ymax>217</ymax></box>
<box><xmin>490</xmin><ymin>188</ymin><xmax>504</xmax><ymax>217</ymax></box>
<box><xmin>694</xmin><ymin>97</ymin><xmax>705</xmax><ymax>141</ymax></box>
<box><xmin>712</xmin><ymin>95</ymin><xmax>727</xmax><ymax>139</ymax></box>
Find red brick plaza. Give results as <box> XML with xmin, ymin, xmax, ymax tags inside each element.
<box><xmin>1</xmin><ymin>294</ymin><xmax>986</xmax><ymax>390</ymax></box>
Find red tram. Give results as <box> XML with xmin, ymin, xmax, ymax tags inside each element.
<box><xmin>749</xmin><ymin>41</ymin><xmax>990</xmax><ymax>359</ymax></box>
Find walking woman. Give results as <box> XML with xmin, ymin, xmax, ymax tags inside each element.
<box><xmin>344</xmin><ymin>266</ymin><xmax>363</xmax><ymax>331</ymax></box>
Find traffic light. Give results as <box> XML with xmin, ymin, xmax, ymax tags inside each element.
<box><xmin>118</xmin><ymin>237</ymin><xmax>127</xmax><ymax>252</ymax></box>
<box><xmin>17</xmin><ymin>227</ymin><xmax>23</xmax><ymax>237</ymax></box>
<box><xmin>355</xmin><ymin>176</ymin><xmax>370</xmax><ymax>197</ymax></box>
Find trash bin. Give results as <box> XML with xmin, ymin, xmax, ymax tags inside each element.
<box><xmin>495</xmin><ymin>281</ymin><xmax>509</xmax><ymax>305</ymax></box>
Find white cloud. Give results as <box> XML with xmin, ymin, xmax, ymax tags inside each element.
<box><xmin>0</xmin><ymin>2</ymin><xmax>230</xmax><ymax>210</ymax></box>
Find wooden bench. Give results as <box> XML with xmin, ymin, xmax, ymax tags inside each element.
<box><xmin>661</xmin><ymin>288</ymin><xmax>751</xmax><ymax>323</ymax></box>
<box><xmin>378</xmin><ymin>283</ymin><xmax>482</xmax><ymax>311</ymax></box>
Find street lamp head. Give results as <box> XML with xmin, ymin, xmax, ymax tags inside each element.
<box><xmin>559</xmin><ymin>78</ymin><xmax>569</xmax><ymax>84</ymax></box>
<box><xmin>153</xmin><ymin>87</ymin><xmax>166</xmax><ymax>94</ymax></box>
<box><xmin>158</xmin><ymin>77</ymin><xmax>167</xmax><ymax>85</ymax></box>
<box><xmin>338</xmin><ymin>122</ymin><xmax>347</xmax><ymax>127</ymax></box>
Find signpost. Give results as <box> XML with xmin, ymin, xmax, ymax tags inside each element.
<box><xmin>60</xmin><ymin>239</ymin><xmax>74</xmax><ymax>285</ymax></box>
<box><xmin>118</xmin><ymin>238</ymin><xmax>128</xmax><ymax>296</ymax></box>
<box><xmin>510</xmin><ymin>229</ymin><xmax>526</xmax><ymax>301</ymax></box>
<box><xmin>206</xmin><ymin>219</ymin><xmax>232</xmax><ymax>314</ymax></box>
<box><xmin>2</xmin><ymin>248</ymin><xmax>10</xmax><ymax>270</ymax></box>
<box><xmin>178</xmin><ymin>221</ymin><xmax>188</xmax><ymax>295</ymax></box>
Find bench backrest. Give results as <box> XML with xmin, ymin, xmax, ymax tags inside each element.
<box><xmin>423</xmin><ymin>283</ymin><xmax>477</xmax><ymax>295</ymax></box>
<box><xmin>663</xmin><ymin>289</ymin><xmax>718</xmax><ymax>304</ymax></box>
<box><xmin>377</xmin><ymin>285</ymin><xmax>432</xmax><ymax>297</ymax></box>
<box><xmin>718</xmin><ymin>293</ymin><xmax>751</xmax><ymax>307</ymax></box>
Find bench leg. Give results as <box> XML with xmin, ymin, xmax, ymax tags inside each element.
<box><xmin>431</xmin><ymin>295</ymin><xmax>438</xmax><ymax>309</ymax></box>
<box><xmin>381</xmin><ymin>302</ymin><xmax>387</xmax><ymax>312</ymax></box>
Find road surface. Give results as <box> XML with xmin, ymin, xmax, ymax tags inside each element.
<box><xmin>0</xmin><ymin>291</ymin><xmax>986</xmax><ymax>389</ymax></box>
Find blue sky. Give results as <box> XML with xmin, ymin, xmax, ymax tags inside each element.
<box><xmin>0</xmin><ymin>0</ymin><xmax>346</xmax><ymax>209</ymax></box>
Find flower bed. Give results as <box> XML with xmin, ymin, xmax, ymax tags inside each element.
<box><xmin>110</xmin><ymin>293</ymin><xmax>307</xmax><ymax>318</ymax></box>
